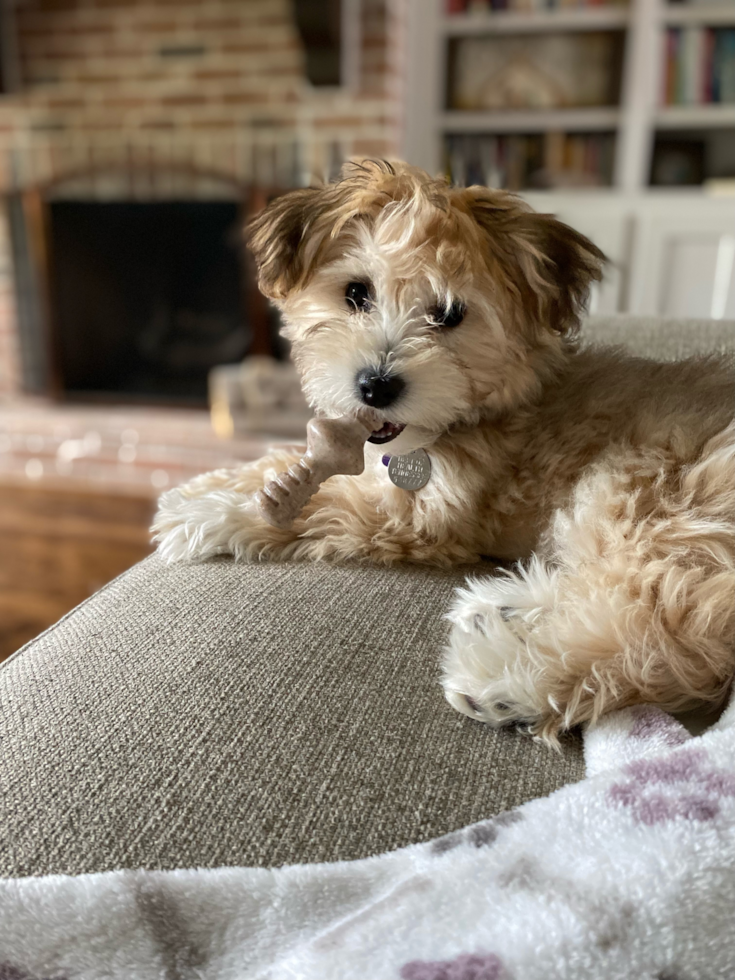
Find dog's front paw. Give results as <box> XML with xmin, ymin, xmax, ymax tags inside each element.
<box><xmin>442</xmin><ymin>568</ymin><xmax>554</xmax><ymax>731</ymax></box>
<box><xmin>152</xmin><ymin>481</ymin><xmax>261</xmax><ymax>563</ymax></box>
<box><xmin>151</xmin><ymin>453</ymin><xmax>307</xmax><ymax>563</ymax></box>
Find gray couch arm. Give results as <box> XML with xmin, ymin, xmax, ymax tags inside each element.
<box><xmin>0</xmin><ymin>555</ymin><xmax>584</xmax><ymax>877</ymax></box>
<box><xmin>583</xmin><ymin>315</ymin><xmax>735</xmax><ymax>360</ymax></box>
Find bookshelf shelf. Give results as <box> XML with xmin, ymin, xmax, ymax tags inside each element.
<box><xmin>443</xmin><ymin>7</ymin><xmax>631</xmax><ymax>36</ymax></box>
<box><xmin>662</xmin><ymin>3</ymin><xmax>735</xmax><ymax>27</ymax></box>
<box><xmin>441</xmin><ymin>108</ymin><xmax>621</xmax><ymax>133</ymax></box>
<box><xmin>655</xmin><ymin>104</ymin><xmax>735</xmax><ymax>128</ymax></box>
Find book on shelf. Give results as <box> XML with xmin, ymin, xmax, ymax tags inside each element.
<box><xmin>445</xmin><ymin>131</ymin><xmax>615</xmax><ymax>190</ymax></box>
<box><xmin>446</xmin><ymin>0</ymin><xmax>628</xmax><ymax>12</ymax></box>
<box><xmin>662</xmin><ymin>28</ymin><xmax>735</xmax><ymax>105</ymax></box>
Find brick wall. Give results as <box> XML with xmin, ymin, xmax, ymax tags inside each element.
<box><xmin>0</xmin><ymin>0</ymin><xmax>407</xmax><ymax>398</ymax></box>
<box><xmin>0</xmin><ymin>0</ymin><xmax>406</xmax><ymax>185</ymax></box>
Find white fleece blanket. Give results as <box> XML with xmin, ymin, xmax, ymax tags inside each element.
<box><xmin>2</xmin><ymin>699</ymin><xmax>735</xmax><ymax>980</ymax></box>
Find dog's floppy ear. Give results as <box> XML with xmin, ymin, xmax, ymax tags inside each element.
<box><xmin>247</xmin><ymin>160</ymin><xmax>411</xmax><ymax>301</ymax></box>
<box><xmin>247</xmin><ymin>187</ymin><xmax>333</xmax><ymax>300</ymax></box>
<box><xmin>461</xmin><ymin>187</ymin><xmax>605</xmax><ymax>336</ymax></box>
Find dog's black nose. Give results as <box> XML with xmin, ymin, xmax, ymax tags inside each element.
<box><xmin>356</xmin><ymin>369</ymin><xmax>406</xmax><ymax>408</ymax></box>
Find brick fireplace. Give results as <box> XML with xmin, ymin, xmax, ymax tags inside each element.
<box><xmin>0</xmin><ymin>0</ymin><xmax>407</xmax><ymax>401</ymax></box>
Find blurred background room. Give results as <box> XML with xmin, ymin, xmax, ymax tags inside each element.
<box><xmin>0</xmin><ymin>0</ymin><xmax>733</xmax><ymax>660</ymax></box>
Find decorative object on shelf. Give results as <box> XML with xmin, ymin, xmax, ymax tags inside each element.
<box><xmin>448</xmin><ymin>32</ymin><xmax>625</xmax><ymax>110</ymax></box>
<box><xmin>472</xmin><ymin>55</ymin><xmax>566</xmax><ymax>109</ymax></box>
<box><xmin>650</xmin><ymin>137</ymin><xmax>706</xmax><ymax>186</ymax></box>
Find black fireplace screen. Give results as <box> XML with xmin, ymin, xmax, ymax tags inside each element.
<box><xmin>48</xmin><ymin>200</ymin><xmax>251</xmax><ymax>404</ymax></box>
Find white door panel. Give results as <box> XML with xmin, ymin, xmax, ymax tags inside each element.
<box><xmin>658</xmin><ymin>235</ymin><xmax>735</xmax><ymax>319</ymax></box>
<box><xmin>631</xmin><ymin>200</ymin><xmax>735</xmax><ymax>317</ymax></box>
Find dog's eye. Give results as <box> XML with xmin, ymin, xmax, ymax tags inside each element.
<box><xmin>431</xmin><ymin>301</ymin><xmax>466</xmax><ymax>329</ymax></box>
<box><xmin>345</xmin><ymin>281</ymin><xmax>371</xmax><ymax>312</ymax></box>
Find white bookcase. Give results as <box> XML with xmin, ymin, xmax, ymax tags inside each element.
<box><xmin>401</xmin><ymin>0</ymin><xmax>735</xmax><ymax>318</ymax></box>
<box><xmin>402</xmin><ymin>0</ymin><xmax>735</xmax><ymax>191</ymax></box>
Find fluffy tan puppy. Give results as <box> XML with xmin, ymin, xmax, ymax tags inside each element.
<box><xmin>153</xmin><ymin>160</ymin><xmax>735</xmax><ymax>741</ymax></box>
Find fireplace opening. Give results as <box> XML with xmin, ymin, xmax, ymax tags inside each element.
<box><xmin>48</xmin><ymin>200</ymin><xmax>251</xmax><ymax>405</ymax></box>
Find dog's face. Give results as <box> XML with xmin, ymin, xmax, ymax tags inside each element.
<box><xmin>248</xmin><ymin>161</ymin><xmax>603</xmax><ymax>453</ymax></box>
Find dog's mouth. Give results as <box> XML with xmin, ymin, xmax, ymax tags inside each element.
<box><xmin>367</xmin><ymin>421</ymin><xmax>406</xmax><ymax>445</ymax></box>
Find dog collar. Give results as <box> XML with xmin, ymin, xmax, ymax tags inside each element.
<box><xmin>381</xmin><ymin>449</ymin><xmax>432</xmax><ymax>490</ymax></box>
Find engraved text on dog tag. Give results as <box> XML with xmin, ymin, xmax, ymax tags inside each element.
<box><xmin>387</xmin><ymin>449</ymin><xmax>432</xmax><ymax>491</ymax></box>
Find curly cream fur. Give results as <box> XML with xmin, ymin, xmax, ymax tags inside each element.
<box><xmin>153</xmin><ymin>161</ymin><xmax>735</xmax><ymax>741</ymax></box>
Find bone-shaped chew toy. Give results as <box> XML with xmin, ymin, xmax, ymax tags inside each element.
<box><xmin>255</xmin><ymin>416</ymin><xmax>372</xmax><ymax>529</ymax></box>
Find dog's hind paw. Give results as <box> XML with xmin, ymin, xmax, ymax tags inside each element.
<box><xmin>441</xmin><ymin>565</ymin><xmax>556</xmax><ymax>731</ymax></box>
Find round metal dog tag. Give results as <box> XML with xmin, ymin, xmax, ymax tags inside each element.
<box><xmin>387</xmin><ymin>449</ymin><xmax>432</xmax><ymax>491</ymax></box>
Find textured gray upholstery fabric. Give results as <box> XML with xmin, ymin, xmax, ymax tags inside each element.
<box><xmin>584</xmin><ymin>314</ymin><xmax>735</xmax><ymax>359</ymax></box>
<box><xmin>0</xmin><ymin>557</ymin><xmax>584</xmax><ymax>877</ymax></box>
<box><xmin>1</xmin><ymin>316</ymin><xmax>732</xmax><ymax>878</ymax></box>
